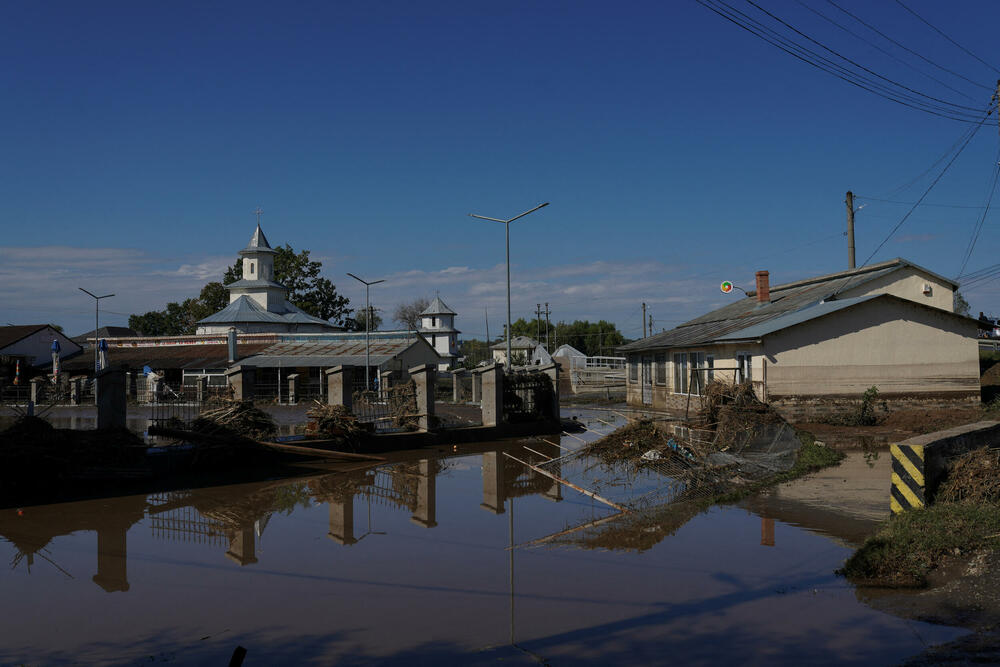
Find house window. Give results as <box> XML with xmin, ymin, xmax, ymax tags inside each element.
<box><xmin>628</xmin><ymin>359</ymin><xmax>638</xmax><ymax>382</ymax></box>
<box><xmin>736</xmin><ymin>352</ymin><xmax>752</xmax><ymax>383</ymax></box>
<box><xmin>674</xmin><ymin>351</ymin><xmax>710</xmax><ymax>395</ymax></box>
<box><xmin>654</xmin><ymin>353</ymin><xmax>666</xmax><ymax>385</ymax></box>
<box><xmin>673</xmin><ymin>353</ymin><xmax>688</xmax><ymax>393</ymax></box>
<box><xmin>250</xmin><ymin>263</ymin><xmax>255</xmax><ymax>275</ymax></box>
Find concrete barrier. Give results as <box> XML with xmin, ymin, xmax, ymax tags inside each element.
<box><xmin>890</xmin><ymin>420</ymin><xmax>1000</xmax><ymax>514</ymax></box>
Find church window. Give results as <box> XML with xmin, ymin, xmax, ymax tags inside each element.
<box><xmin>250</xmin><ymin>263</ymin><xmax>255</xmax><ymax>275</ymax></box>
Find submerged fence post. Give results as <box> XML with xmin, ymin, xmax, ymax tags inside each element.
<box><xmin>479</xmin><ymin>363</ymin><xmax>504</xmax><ymax>427</ymax></box>
<box><xmin>409</xmin><ymin>364</ymin><xmax>437</xmax><ymax>432</ymax></box>
<box><xmin>196</xmin><ymin>376</ymin><xmax>208</xmax><ymax>403</ymax></box>
<box><xmin>325</xmin><ymin>365</ymin><xmax>353</xmax><ymax>411</ymax></box>
<box><xmin>471</xmin><ymin>369</ymin><xmax>482</xmax><ymax>404</ymax></box>
<box><xmin>96</xmin><ymin>366</ymin><xmax>127</xmax><ymax>430</ymax></box>
<box><xmin>452</xmin><ymin>369</ymin><xmax>465</xmax><ymax>403</ymax></box>
<box><xmin>70</xmin><ymin>376</ymin><xmax>82</xmax><ymax>406</ymax></box>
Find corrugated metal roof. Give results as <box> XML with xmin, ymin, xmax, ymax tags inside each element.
<box><xmin>621</xmin><ymin>260</ymin><xmax>923</xmax><ymax>352</ymax></box>
<box><xmin>236</xmin><ymin>335</ymin><xmax>435</xmax><ymax>368</ymax></box>
<box><xmin>198</xmin><ymin>296</ymin><xmax>288</xmax><ymax>324</ymax></box>
<box><xmin>60</xmin><ymin>343</ymin><xmax>273</xmax><ymax>371</ymax></box>
<box><xmin>420</xmin><ymin>296</ymin><xmax>456</xmax><ymax>316</ymax></box>
<box><xmin>714</xmin><ymin>295</ymin><xmax>880</xmax><ymax>340</ymax></box>
<box><xmin>239</xmin><ymin>224</ymin><xmax>277</xmax><ymax>254</ymax></box>
<box><xmin>490</xmin><ymin>336</ymin><xmax>539</xmax><ymax>350</ymax></box>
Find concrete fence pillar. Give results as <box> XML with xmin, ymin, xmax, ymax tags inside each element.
<box><xmin>478</xmin><ymin>363</ymin><xmax>504</xmax><ymax>427</ymax></box>
<box><xmin>124</xmin><ymin>371</ymin><xmax>135</xmax><ymax>402</ymax></box>
<box><xmin>452</xmin><ymin>369</ymin><xmax>465</xmax><ymax>403</ymax></box>
<box><xmin>325</xmin><ymin>366</ymin><xmax>353</xmax><ymax>411</ymax></box>
<box><xmin>471</xmin><ymin>370</ymin><xmax>482</xmax><ymax>404</ymax></box>
<box><xmin>380</xmin><ymin>370</ymin><xmax>392</xmax><ymax>392</ymax></box>
<box><xmin>196</xmin><ymin>376</ymin><xmax>208</xmax><ymax>403</ymax></box>
<box><xmin>70</xmin><ymin>377</ymin><xmax>82</xmax><ymax>406</ymax></box>
<box><xmin>287</xmin><ymin>373</ymin><xmax>299</xmax><ymax>405</ymax></box>
<box><xmin>96</xmin><ymin>366</ymin><xmax>127</xmax><ymax>430</ymax></box>
<box><xmin>225</xmin><ymin>365</ymin><xmax>256</xmax><ymax>402</ymax></box>
<box><xmin>30</xmin><ymin>377</ymin><xmax>44</xmax><ymax>405</ymax></box>
<box><xmin>537</xmin><ymin>362</ymin><xmax>561</xmax><ymax>421</ymax></box>
<box><xmin>409</xmin><ymin>364</ymin><xmax>437</xmax><ymax>432</ymax></box>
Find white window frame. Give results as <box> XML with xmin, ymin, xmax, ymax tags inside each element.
<box><xmin>736</xmin><ymin>351</ymin><xmax>753</xmax><ymax>384</ymax></box>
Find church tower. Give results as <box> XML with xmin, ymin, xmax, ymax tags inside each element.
<box><xmin>228</xmin><ymin>223</ymin><xmax>287</xmax><ymax>312</ymax></box>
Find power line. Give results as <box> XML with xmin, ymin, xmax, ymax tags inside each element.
<box><xmin>853</xmin><ymin>196</ymin><xmax>988</xmax><ymax>210</ymax></box>
<box><xmin>696</xmin><ymin>0</ymin><xmax>993</xmax><ymax>122</ymax></box>
<box><xmin>833</xmin><ymin>105</ymin><xmax>992</xmax><ymax>296</ymax></box>
<box><xmin>957</xmin><ymin>144</ymin><xmax>1000</xmax><ymax>278</ymax></box>
<box><xmin>746</xmin><ymin>0</ymin><xmax>983</xmax><ymax>112</ymax></box>
<box><xmin>824</xmin><ymin>0</ymin><xmax>993</xmax><ymax>92</ymax></box>
<box><xmin>893</xmin><ymin>0</ymin><xmax>1000</xmax><ymax>76</ymax></box>
<box><xmin>793</xmin><ymin>0</ymin><xmax>979</xmax><ymax>102</ymax></box>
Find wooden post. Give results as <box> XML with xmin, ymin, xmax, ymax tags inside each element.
<box><xmin>846</xmin><ymin>190</ymin><xmax>856</xmax><ymax>269</ymax></box>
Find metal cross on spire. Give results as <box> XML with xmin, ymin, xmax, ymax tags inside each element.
<box><xmin>254</xmin><ymin>207</ymin><xmax>263</xmax><ymax>225</ymax></box>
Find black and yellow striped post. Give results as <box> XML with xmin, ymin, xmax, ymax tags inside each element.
<box><xmin>890</xmin><ymin>443</ymin><xmax>925</xmax><ymax>514</ymax></box>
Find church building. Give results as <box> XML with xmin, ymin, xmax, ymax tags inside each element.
<box><xmin>418</xmin><ymin>296</ymin><xmax>459</xmax><ymax>370</ymax></box>
<box><xmin>197</xmin><ymin>224</ymin><xmax>342</xmax><ymax>335</ymax></box>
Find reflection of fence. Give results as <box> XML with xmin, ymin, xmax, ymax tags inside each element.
<box><xmin>149</xmin><ymin>505</ymin><xmax>229</xmax><ymax>547</ymax></box>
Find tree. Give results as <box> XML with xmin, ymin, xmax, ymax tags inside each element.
<box><xmin>509</xmin><ymin>317</ymin><xmax>555</xmax><ymax>343</ymax></box>
<box><xmin>130</xmin><ymin>243</ymin><xmax>351</xmax><ymax>335</ymax></box>
<box><xmin>224</xmin><ymin>244</ymin><xmax>351</xmax><ymax>323</ymax></box>
<box><xmin>394</xmin><ymin>297</ymin><xmax>431</xmax><ymax>330</ymax></box>
<box><xmin>555</xmin><ymin>320</ymin><xmax>624</xmax><ymax>357</ymax></box>
<box><xmin>954</xmin><ymin>291</ymin><xmax>971</xmax><ymax>317</ymax></box>
<box><xmin>352</xmin><ymin>306</ymin><xmax>383</xmax><ymax>332</ymax></box>
<box><xmin>459</xmin><ymin>339</ymin><xmax>491</xmax><ymax>369</ymax></box>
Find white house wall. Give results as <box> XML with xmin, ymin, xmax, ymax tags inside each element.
<box><xmin>763</xmin><ymin>298</ymin><xmax>978</xmax><ymax>397</ymax></box>
<box><xmin>1</xmin><ymin>327</ymin><xmax>83</xmax><ymax>366</ymax></box>
<box><xmin>838</xmin><ymin>268</ymin><xmax>954</xmax><ymax>312</ymax></box>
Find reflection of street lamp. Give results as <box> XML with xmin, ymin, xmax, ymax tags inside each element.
<box><xmin>79</xmin><ymin>288</ymin><xmax>114</xmax><ymax>403</ymax></box>
<box><xmin>346</xmin><ymin>272</ymin><xmax>385</xmax><ymax>390</ymax></box>
<box><xmin>469</xmin><ymin>203</ymin><xmax>549</xmax><ymax>371</ymax></box>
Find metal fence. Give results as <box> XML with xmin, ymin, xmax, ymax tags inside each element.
<box><xmin>352</xmin><ymin>383</ymin><xmax>419</xmax><ymax>433</ymax></box>
<box><xmin>503</xmin><ymin>371</ymin><xmax>555</xmax><ymax>422</ymax></box>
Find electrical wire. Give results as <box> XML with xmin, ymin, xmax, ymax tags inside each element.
<box><xmin>853</xmin><ymin>196</ymin><xmax>987</xmax><ymax>209</ymax></box>
<box><xmin>893</xmin><ymin>0</ymin><xmax>1000</xmax><ymax>76</ymax></box>
<box><xmin>957</xmin><ymin>145</ymin><xmax>1000</xmax><ymax>278</ymax></box>
<box><xmin>696</xmin><ymin>0</ymin><xmax>993</xmax><ymax>122</ymax></box>
<box><xmin>794</xmin><ymin>0</ymin><xmax>979</xmax><ymax>102</ymax></box>
<box><xmin>824</xmin><ymin>0</ymin><xmax>993</xmax><ymax>92</ymax></box>
<box><xmin>832</xmin><ymin>104</ymin><xmax>993</xmax><ymax>296</ymax></box>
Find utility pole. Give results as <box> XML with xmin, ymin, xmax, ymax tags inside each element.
<box><xmin>543</xmin><ymin>302</ymin><xmax>551</xmax><ymax>350</ymax></box>
<box><xmin>642</xmin><ymin>303</ymin><xmax>647</xmax><ymax>338</ymax></box>
<box><xmin>485</xmin><ymin>305</ymin><xmax>490</xmax><ymax>365</ymax></box>
<box><xmin>649</xmin><ymin>314</ymin><xmax>653</xmax><ymax>336</ymax></box>
<box><xmin>846</xmin><ymin>190</ymin><xmax>856</xmax><ymax>269</ymax></box>
<box><xmin>535</xmin><ymin>303</ymin><xmax>542</xmax><ymax>342</ymax></box>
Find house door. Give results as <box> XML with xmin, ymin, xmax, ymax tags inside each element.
<box><xmin>641</xmin><ymin>356</ymin><xmax>653</xmax><ymax>405</ymax></box>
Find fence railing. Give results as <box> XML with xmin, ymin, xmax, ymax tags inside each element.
<box><xmin>352</xmin><ymin>383</ymin><xmax>419</xmax><ymax>433</ymax></box>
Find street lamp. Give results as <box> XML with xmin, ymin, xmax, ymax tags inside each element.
<box><xmin>346</xmin><ymin>272</ymin><xmax>385</xmax><ymax>391</ymax></box>
<box><xmin>79</xmin><ymin>287</ymin><xmax>114</xmax><ymax>403</ymax></box>
<box><xmin>469</xmin><ymin>202</ymin><xmax>549</xmax><ymax>371</ymax></box>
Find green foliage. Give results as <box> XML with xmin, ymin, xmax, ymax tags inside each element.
<box><xmin>131</xmin><ymin>244</ymin><xmax>351</xmax><ymax>335</ymax></box>
<box><xmin>460</xmin><ymin>339</ymin><xmax>491</xmax><ymax>368</ymax></box>
<box><xmin>351</xmin><ymin>306</ymin><xmax>382</xmax><ymax>332</ymax></box>
<box><xmin>509</xmin><ymin>316</ymin><xmax>555</xmax><ymax>343</ymax></box>
<box><xmin>555</xmin><ymin>319</ymin><xmax>624</xmax><ymax>357</ymax></box>
<box><xmin>224</xmin><ymin>244</ymin><xmax>350</xmax><ymax>322</ymax></box>
<box><xmin>822</xmin><ymin>385</ymin><xmax>885</xmax><ymax>427</ymax></box>
<box><xmin>840</xmin><ymin>502</ymin><xmax>1000</xmax><ymax>587</ymax></box>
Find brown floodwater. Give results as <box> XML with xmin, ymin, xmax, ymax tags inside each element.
<box><xmin>0</xmin><ymin>409</ymin><xmax>965</xmax><ymax>665</ymax></box>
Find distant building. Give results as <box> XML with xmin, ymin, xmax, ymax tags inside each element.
<box><xmin>0</xmin><ymin>325</ymin><xmax>82</xmax><ymax>383</ymax></box>
<box><xmin>491</xmin><ymin>336</ymin><xmax>543</xmax><ymax>366</ymax></box>
<box><xmin>196</xmin><ymin>224</ymin><xmax>342</xmax><ymax>335</ymax></box>
<box><xmin>72</xmin><ymin>326</ymin><xmax>138</xmax><ymax>348</ymax></box>
<box><xmin>418</xmin><ymin>296</ymin><xmax>459</xmax><ymax>370</ymax></box>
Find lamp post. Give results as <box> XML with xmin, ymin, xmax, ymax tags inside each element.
<box><xmin>346</xmin><ymin>272</ymin><xmax>385</xmax><ymax>390</ymax></box>
<box><xmin>79</xmin><ymin>287</ymin><xmax>114</xmax><ymax>403</ymax></box>
<box><xmin>469</xmin><ymin>202</ymin><xmax>549</xmax><ymax>371</ymax></box>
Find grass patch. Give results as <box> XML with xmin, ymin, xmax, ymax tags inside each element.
<box><xmin>840</xmin><ymin>502</ymin><xmax>1000</xmax><ymax>587</ymax></box>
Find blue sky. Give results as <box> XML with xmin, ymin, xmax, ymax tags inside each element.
<box><xmin>3</xmin><ymin>1</ymin><xmax>1000</xmax><ymax>338</ymax></box>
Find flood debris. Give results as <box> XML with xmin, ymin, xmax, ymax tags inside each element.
<box><xmin>538</xmin><ymin>382</ymin><xmax>843</xmax><ymax>552</ymax></box>
<box><xmin>305</xmin><ymin>403</ymin><xmax>371</xmax><ymax>444</ymax></box>
<box><xmin>191</xmin><ymin>400</ymin><xmax>277</xmax><ymax>441</ymax></box>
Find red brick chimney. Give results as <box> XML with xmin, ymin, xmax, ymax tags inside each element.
<box><xmin>755</xmin><ymin>271</ymin><xmax>770</xmax><ymax>303</ymax></box>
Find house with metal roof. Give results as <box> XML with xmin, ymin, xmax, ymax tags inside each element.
<box><xmin>491</xmin><ymin>336</ymin><xmax>544</xmax><ymax>366</ymax></box>
<box><xmin>0</xmin><ymin>325</ymin><xmax>82</xmax><ymax>381</ymax></box>
<box><xmin>619</xmin><ymin>258</ymin><xmax>981</xmax><ymax>419</ymax></box>
<box><xmin>195</xmin><ymin>224</ymin><xmax>342</xmax><ymax>335</ymax></box>
<box><xmin>418</xmin><ymin>296</ymin><xmax>459</xmax><ymax>369</ymax></box>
